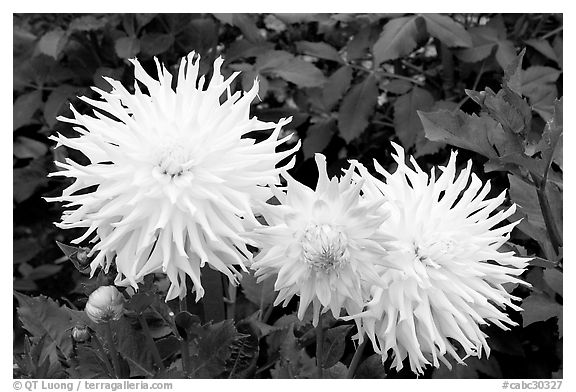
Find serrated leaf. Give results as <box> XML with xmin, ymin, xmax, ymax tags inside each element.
<box><xmin>115</xmin><ymin>36</ymin><xmax>141</xmax><ymax>59</ymax></box>
<box><xmin>13</xmin><ymin>90</ymin><xmax>43</xmax><ymax>130</ymax></box>
<box><xmin>521</xmin><ymin>66</ymin><xmax>561</xmax><ymax>116</ymax></box>
<box><xmin>421</xmin><ymin>13</ymin><xmax>472</xmax><ymax>47</ymax></box>
<box><xmin>190</xmin><ymin>319</ymin><xmax>246</xmax><ymax>378</ymax></box>
<box><xmin>503</xmin><ymin>48</ymin><xmax>525</xmax><ymax>97</ymax></box>
<box><xmin>322</xmin><ymin>325</ymin><xmax>353</xmax><ymax>368</ymax></box>
<box><xmin>303</xmin><ymin>119</ymin><xmax>336</xmax><ymax>159</ymax></box>
<box><xmin>338</xmin><ymin>74</ymin><xmax>378</xmax><ymax>142</ymax></box>
<box><xmin>295</xmin><ymin>40</ymin><xmax>343</xmax><ymax>63</ymax></box>
<box><xmin>322</xmin><ymin>66</ymin><xmax>353</xmax><ymax>110</ymax></box>
<box><xmin>14</xmin><ymin>292</ymin><xmax>74</xmax><ymax>362</ymax></box>
<box><xmin>38</xmin><ymin>30</ymin><xmax>68</xmax><ymax>59</ymax></box>
<box><xmin>373</xmin><ymin>16</ymin><xmax>419</xmax><ymax>65</ymax></box>
<box><xmin>419</xmin><ymin>109</ymin><xmax>516</xmax><ymax>160</ymax></box>
<box><xmin>522</xmin><ymin>292</ymin><xmax>562</xmax><ymax>328</ymax></box>
<box><xmin>270</xmin><ymin>325</ymin><xmax>315</xmax><ymax>379</ymax></box>
<box><xmin>394</xmin><ymin>87</ymin><xmax>434</xmax><ymax>148</ymax></box>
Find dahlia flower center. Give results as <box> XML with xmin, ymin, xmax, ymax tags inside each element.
<box><xmin>154</xmin><ymin>140</ymin><xmax>195</xmax><ymax>177</ymax></box>
<box><xmin>413</xmin><ymin>239</ymin><xmax>455</xmax><ymax>268</ymax></box>
<box><xmin>301</xmin><ymin>224</ymin><xmax>350</xmax><ymax>272</ymax></box>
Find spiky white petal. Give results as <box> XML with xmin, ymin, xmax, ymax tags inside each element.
<box><xmin>249</xmin><ymin>154</ymin><xmax>397</xmax><ymax>326</ymax></box>
<box><xmin>47</xmin><ymin>52</ymin><xmax>300</xmax><ymax>301</ymax></box>
<box><xmin>353</xmin><ymin>142</ymin><xmax>530</xmax><ymax>374</ymax></box>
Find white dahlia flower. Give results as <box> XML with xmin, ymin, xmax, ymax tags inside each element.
<box><xmin>46</xmin><ymin>52</ymin><xmax>300</xmax><ymax>301</ymax></box>
<box><xmin>352</xmin><ymin>143</ymin><xmax>529</xmax><ymax>374</ymax></box>
<box><xmin>249</xmin><ymin>154</ymin><xmax>396</xmax><ymax>326</ymax></box>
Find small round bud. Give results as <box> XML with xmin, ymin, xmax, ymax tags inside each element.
<box><xmin>72</xmin><ymin>324</ymin><xmax>90</xmax><ymax>343</ymax></box>
<box><xmin>85</xmin><ymin>286</ymin><xmax>124</xmax><ymax>324</ymax></box>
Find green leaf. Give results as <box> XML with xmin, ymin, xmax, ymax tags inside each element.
<box><xmin>322</xmin><ymin>325</ymin><xmax>353</xmax><ymax>368</ymax></box>
<box><xmin>213</xmin><ymin>14</ymin><xmax>263</xmax><ymax>42</ymax></box>
<box><xmin>270</xmin><ymin>59</ymin><xmax>326</xmax><ymax>87</ymax></box>
<box><xmin>240</xmin><ymin>271</ymin><xmax>277</xmax><ymax>309</ymax></box>
<box><xmin>355</xmin><ymin>353</ymin><xmax>387</xmax><ymax>378</ymax></box>
<box><xmin>421</xmin><ymin>13</ymin><xmax>472</xmax><ymax>47</ymax></box>
<box><xmin>14</xmin><ymin>238</ymin><xmax>42</xmax><ymax>265</ymax></box>
<box><xmin>454</xmin><ymin>26</ymin><xmax>498</xmax><ymax>63</ymax></box>
<box><xmin>14</xmin><ymin>292</ymin><xmax>74</xmax><ymax>362</ymax></box>
<box><xmin>521</xmin><ymin>292</ymin><xmax>562</xmax><ymax>328</ymax></box>
<box><xmin>495</xmin><ymin>40</ymin><xmax>518</xmax><ymax>72</ymax></box>
<box><xmin>140</xmin><ymin>33</ymin><xmax>175</xmax><ymax>56</ymax></box>
<box><xmin>13</xmin><ymin>90</ymin><xmax>43</xmax><ymax>130</ymax></box>
<box><xmin>37</xmin><ymin>30</ymin><xmax>68</xmax><ymax>59</ymax></box>
<box><xmin>114</xmin><ymin>36</ymin><xmax>141</xmax><ymax>59</ymax></box>
<box><xmin>322</xmin><ymin>66</ymin><xmax>353</xmax><ymax>110</ymax></box>
<box><xmin>303</xmin><ymin>119</ymin><xmax>336</xmax><ymax>159</ymax></box>
<box><xmin>325</xmin><ymin>362</ymin><xmax>348</xmax><ymax>378</ymax></box>
<box><xmin>393</xmin><ymin>87</ymin><xmax>435</xmax><ymax>148</ymax></box>
<box><xmin>190</xmin><ymin>319</ymin><xmax>247</xmax><ymax>378</ymax></box>
<box><xmin>543</xmin><ymin>268</ymin><xmax>563</xmax><ymax>297</ymax></box>
<box><xmin>44</xmin><ymin>85</ymin><xmax>80</xmax><ymax>128</ymax></box>
<box><xmin>270</xmin><ymin>325</ymin><xmax>315</xmax><ymax>379</ymax></box>
<box><xmin>338</xmin><ymin>74</ymin><xmax>378</xmax><ymax>142</ymax></box>
<box><xmin>13</xmin><ymin>156</ymin><xmax>50</xmax><ymax>203</ymax></box>
<box><xmin>419</xmin><ymin>109</ymin><xmax>518</xmax><ymax>160</ymax></box>
<box><xmin>526</xmin><ymin>38</ymin><xmax>558</xmax><ymax>63</ymax></box>
<box><xmin>503</xmin><ymin>47</ymin><xmax>525</xmax><ymax>97</ymax></box>
<box><xmin>521</xmin><ymin>66</ymin><xmax>561</xmax><ymax>119</ymax></box>
<box><xmin>14</xmin><ymin>136</ymin><xmax>48</xmax><ymax>159</ymax></box>
<box><xmin>373</xmin><ymin>16</ymin><xmax>420</xmax><ymax>65</ymax></box>
<box><xmin>295</xmin><ymin>40</ymin><xmax>343</xmax><ymax>63</ymax></box>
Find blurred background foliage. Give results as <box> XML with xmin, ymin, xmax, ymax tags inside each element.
<box><xmin>13</xmin><ymin>13</ymin><xmax>562</xmax><ymax>379</ymax></box>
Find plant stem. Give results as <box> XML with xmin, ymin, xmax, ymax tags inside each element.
<box><xmin>201</xmin><ymin>267</ymin><xmax>225</xmax><ymax>322</ymax></box>
<box><xmin>531</xmin><ymin>172</ymin><xmax>562</xmax><ymax>254</ymax></box>
<box><xmin>90</xmin><ymin>331</ymin><xmax>115</xmax><ymax>377</ymax></box>
<box><xmin>316</xmin><ymin>314</ymin><xmax>324</xmax><ymax>379</ymax></box>
<box><xmin>178</xmin><ymin>297</ymin><xmax>191</xmax><ymax>377</ymax></box>
<box><xmin>137</xmin><ymin>314</ymin><xmax>166</xmax><ymax>372</ymax></box>
<box><xmin>346</xmin><ymin>337</ymin><xmax>368</xmax><ymax>379</ymax></box>
<box><xmin>104</xmin><ymin>321</ymin><xmax>121</xmax><ymax>378</ymax></box>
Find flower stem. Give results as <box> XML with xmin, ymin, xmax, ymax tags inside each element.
<box><xmin>201</xmin><ymin>267</ymin><xmax>225</xmax><ymax>322</ymax></box>
<box><xmin>137</xmin><ymin>314</ymin><xmax>166</xmax><ymax>372</ymax></box>
<box><xmin>346</xmin><ymin>336</ymin><xmax>368</xmax><ymax>379</ymax></box>
<box><xmin>316</xmin><ymin>314</ymin><xmax>324</xmax><ymax>379</ymax></box>
<box><xmin>178</xmin><ymin>298</ymin><xmax>191</xmax><ymax>377</ymax></box>
<box><xmin>90</xmin><ymin>330</ymin><xmax>115</xmax><ymax>377</ymax></box>
<box><xmin>104</xmin><ymin>321</ymin><xmax>121</xmax><ymax>378</ymax></box>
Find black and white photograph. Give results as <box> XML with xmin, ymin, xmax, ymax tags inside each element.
<box><xmin>12</xmin><ymin>10</ymin><xmax>564</xmax><ymax>385</ymax></box>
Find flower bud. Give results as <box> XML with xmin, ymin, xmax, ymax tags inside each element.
<box><xmin>72</xmin><ymin>324</ymin><xmax>90</xmax><ymax>343</ymax></box>
<box><xmin>85</xmin><ymin>285</ymin><xmax>124</xmax><ymax>323</ymax></box>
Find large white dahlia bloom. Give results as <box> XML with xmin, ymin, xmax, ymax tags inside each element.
<box><xmin>46</xmin><ymin>52</ymin><xmax>300</xmax><ymax>301</ymax></box>
<box><xmin>249</xmin><ymin>154</ymin><xmax>396</xmax><ymax>326</ymax></box>
<box><xmin>352</xmin><ymin>143</ymin><xmax>530</xmax><ymax>374</ymax></box>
